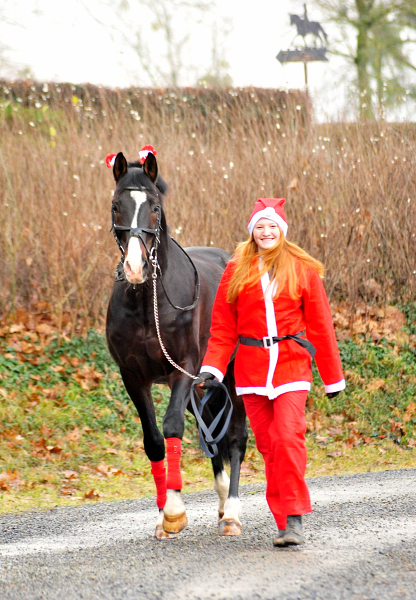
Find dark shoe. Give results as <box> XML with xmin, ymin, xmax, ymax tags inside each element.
<box><xmin>273</xmin><ymin>515</ymin><xmax>304</xmax><ymax>547</ymax></box>
<box><xmin>273</xmin><ymin>528</ymin><xmax>286</xmax><ymax>546</ymax></box>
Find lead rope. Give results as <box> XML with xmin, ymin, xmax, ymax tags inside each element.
<box><xmin>151</xmin><ymin>255</ymin><xmax>233</xmax><ymax>458</ymax></box>
<box><xmin>151</xmin><ymin>257</ymin><xmax>198</xmax><ymax>380</ymax></box>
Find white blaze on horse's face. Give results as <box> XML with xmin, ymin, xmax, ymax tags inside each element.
<box><xmin>123</xmin><ymin>191</ymin><xmax>147</xmax><ymax>284</ymax></box>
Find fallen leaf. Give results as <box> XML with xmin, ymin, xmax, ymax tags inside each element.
<box><xmin>0</xmin><ymin>470</ymin><xmax>24</xmax><ymax>490</ymax></box>
<box><xmin>95</xmin><ymin>463</ymin><xmax>110</xmax><ymax>476</ymax></box>
<box><xmin>404</xmin><ymin>403</ymin><xmax>416</xmax><ymax>423</ymax></box>
<box><xmin>36</xmin><ymin>323</ymin><xmax>54</xmax><ymax>335</ymax></box>
<box><xmin>366</xmin><ymin>378</ymin><xmax>385</xmax><ymax>392</ymax></box>
<box><xmin>327</xmin><ymin>427</ymin><xmax>343</xmax><ymax>437</ymax></box>
<box><xmin>9</xmin><ymin>324</ymin><xmax>25</xmax><ymax>333</ymax></box>
<box><xmin>66</xmin><ymin>427</ymin><xmax>81</xmax><ymax>441</ymax></box>
<box><xmin>84</xmin><ymin>489</ymin><xmax>100</xmax><ymax>499</ymax></box>
<box><xmin>40</xmin><ymin>425</ymin><xmax>53</xmax><ymax>437</ymax></box>
<box><xmin>47</xmin><ymin>446</ymin><xmax>63</xmax><ymax>454</ymax></box>
<box><xmin>109</xmin><ymin>468</ymin><xmax>123</xmax><ymax>476</ymax></box>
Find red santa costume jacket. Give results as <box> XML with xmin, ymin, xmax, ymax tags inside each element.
<box><xmin>201</xmin><ymin>258</ymin><xmax>345</xmax><ymax>399</ymax></box>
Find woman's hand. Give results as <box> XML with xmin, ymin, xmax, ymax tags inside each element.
<box><xmin>196</xmin><ymin>372</ymin><xmax>217</xmax><ymax>389</ymax></box>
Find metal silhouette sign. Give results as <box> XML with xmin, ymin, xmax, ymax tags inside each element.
<box><xmin>276</xmin><ymin>4</ymin><xmax>328</xmax><ymax>87</ymax></box>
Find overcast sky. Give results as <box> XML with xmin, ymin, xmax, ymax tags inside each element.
<box><xmin>0</xmin><ymin>0</ymin><xmax>410</xmax><ymax>120</ymax></box>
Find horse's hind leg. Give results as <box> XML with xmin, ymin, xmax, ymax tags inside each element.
<box><xmin>218</xmin><ymin>373</ymin><xmax>248</xmax><ymax>536</ymax></box>
<box><xmin>213</xmin><ymin>458</ymin><xmax>229</xmax><ymax>521</ymax></box>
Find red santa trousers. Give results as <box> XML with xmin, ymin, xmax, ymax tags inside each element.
<box><xmin>242</xmin><ymin>390</ymin><xmax>312</xmax><ymax>530</ymax></box>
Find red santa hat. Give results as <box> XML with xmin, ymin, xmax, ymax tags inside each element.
<box><xmin>247</xmin><ymin>198</ymin><xmax>288</xmax><ymax>237</ymax></box>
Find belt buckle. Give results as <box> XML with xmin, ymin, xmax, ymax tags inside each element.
<box><xmin>262</xmin><ymin>336</ymin><xmax>274</xmax><ymax>348</ymax></box>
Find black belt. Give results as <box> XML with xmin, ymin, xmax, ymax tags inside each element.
<box><xmin>239</xmin><ymin>332</ymin><xmax>316</xmax><ymax>360</ymax></box>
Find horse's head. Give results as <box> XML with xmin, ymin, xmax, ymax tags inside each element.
<box><xmin>111</xmin><ymin>152</ymin><xmax>166</xmax><ymax>285</ymax></box>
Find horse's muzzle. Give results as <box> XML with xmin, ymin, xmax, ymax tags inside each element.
<box><xmin>124</xmin><ymin>237</ymin><xmax>148</xmax><ymax>284</ymax></box>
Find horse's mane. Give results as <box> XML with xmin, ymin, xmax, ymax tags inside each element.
<box><xmin>127</xmin><ymin>161</ymin><xmax>168</xmax><ymax>196</ymax></box>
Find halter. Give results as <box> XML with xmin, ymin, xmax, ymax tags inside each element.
<box><xmin>110</xmin><ymin>185</ymin><xmax>200</xmax><ymax>312</ymax></box>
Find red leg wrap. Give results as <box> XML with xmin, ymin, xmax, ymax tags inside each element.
<box><xmin>150</xmin><ymin>459</ymin><xmax>167</xmax><ymax>510</ymax></box>
<box><xmin>166</xmin><ymin>437</ymin><xmax>182</xmax><ymax>490</ymax></box>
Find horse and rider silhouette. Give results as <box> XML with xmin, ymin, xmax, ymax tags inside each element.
<box><xmin>290</xmin><ymin>9</ymin><xmax>328</xmax><ymax>48</ymax></box>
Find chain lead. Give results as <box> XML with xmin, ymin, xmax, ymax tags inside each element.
<box><xmin>152</xmin><ymin>275</ymin><xmax>198</xmax><ymax>380</ymax></box>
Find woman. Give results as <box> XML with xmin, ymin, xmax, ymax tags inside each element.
<box><xmin>198</xmin><ymin>197</ymin><xmax>345</xmax><ymax>547</ymax></box>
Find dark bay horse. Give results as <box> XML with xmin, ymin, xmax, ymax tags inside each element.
<box><xmin>106</xmin><ymin>151</ymin><xmax>247</xmax><ymax>539</ymax></box>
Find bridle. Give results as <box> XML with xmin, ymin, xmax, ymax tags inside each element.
<box><xmin>111</xmin><ymin>185</ymin><xmax>161</xmax><ymax>262</ymax></box>
<box><xmin>110</xmin><ymin>185</ymin><xmax>200</xmax><ymax>312</ymax></box>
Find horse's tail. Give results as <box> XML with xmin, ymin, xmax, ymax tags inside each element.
<box><xmin>319</xmin><ymin>24</ymin><xmax>328</xmax><ymax>42</ymax></box>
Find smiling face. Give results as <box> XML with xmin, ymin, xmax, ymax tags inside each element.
<box><xmin>252</xmin><ymin>218</ymin><xmax>281</xmax><ymax>251</ymax></box>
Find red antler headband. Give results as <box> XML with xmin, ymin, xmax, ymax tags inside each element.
<box><xmin>105</xmin><ymin>153</ymin><xmax>117</xmax><ymax>168</ymax></box>
<box><xmin>105</xmin><ymin>145</ymin><xmax>157</xmax><ymax>168</ymax></box>
<box><xmin>139</xmin><ymin>144</ymin><xmax>157</xmax><ymax>164</ymax></box>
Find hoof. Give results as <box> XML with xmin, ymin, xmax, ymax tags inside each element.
<box><xmin>154</xmin><ymin>524</ymin><xmax>178</xmax><ymax>540</ymax></box>
<box><xmin>218</xmin><ymin>511</ymin><xmax>224</xmax><ymax>523</ymax></box>
<box><xmin>162</xmin><ymin>511</ymin><xmax>188</xmax><ymax>534</ymax></box>
<box><xmin>218</xmin><ymin>518</ymin><xmax>242</xmax><ymax>536</ymax></box>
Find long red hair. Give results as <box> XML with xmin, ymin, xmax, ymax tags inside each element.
<box><xmin>227</xmin><ymin>227</ymin><xmax>324</xmax><ymax>303</ymax></box>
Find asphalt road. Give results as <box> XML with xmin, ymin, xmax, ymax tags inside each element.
<box><xmin>1</xmin><ymin>469</ymin><xmax>415</xmax><ymax>600</ymax></box>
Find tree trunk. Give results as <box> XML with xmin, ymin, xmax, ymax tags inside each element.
<box><xmin>355</xmin><ymin>0</ymin><xmax>375</xmax><ymax>120</ymax></box>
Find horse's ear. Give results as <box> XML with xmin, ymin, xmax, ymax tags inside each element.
<box><xmin>143</xmin><ymin>152</ymin><xmax>158</xmax><ymax>183</ymax></box>
<box><xmin>113</xmin><ymin>152</ymin><xmax>128</xmax><ymax>183</ymax></box>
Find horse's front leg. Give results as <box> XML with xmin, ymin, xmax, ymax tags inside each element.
<box><xmin>161</xmin><ymin>375</ymin><xmax>191</xmax><ymax>535</ymax></box>
<box><xmin>119</xmin><ymin>369</ymin><xmax>175</xmax><ymax>540</ymax></box>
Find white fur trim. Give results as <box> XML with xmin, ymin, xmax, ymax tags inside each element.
<box><xmin>325</xmin><ymin>379</ymin><xmax>346</xmax><ymax>393</ymax></box>
<box><xmin>259</xmin><ymin>271</ymin><xmax>280</xmax><ymax>394</ymax></box>
<box><xmin>200</xmin><ymin>365</ymin><xmax>224</xmax><ymax>382</ymax></box>
<box><xmin>248</xmin><ymin>208</ymin><xmax>288</xmax><ymax>237</ymax></box>
<box><xmin>236</xmin><ymin>381</ymin><xmax>311</xmax><ymax>400</ymax></box>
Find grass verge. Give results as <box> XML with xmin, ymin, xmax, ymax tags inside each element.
<box><xmin>1</xmin><ymin>308</ymin><xmax>415</xmax><ymax>514</ymax></box>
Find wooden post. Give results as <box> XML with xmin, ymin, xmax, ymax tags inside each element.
<box><xmin>304</xmin><ymin>61</ymin><xmax>308</xmax><ymax>88</ymax></box>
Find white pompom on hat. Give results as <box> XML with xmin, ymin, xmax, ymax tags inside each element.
<box><xmin>247</xmin><ymin>198</ymin><xmax>288</xmax><ymax>237</ymax></box>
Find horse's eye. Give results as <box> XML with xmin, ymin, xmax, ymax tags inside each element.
<box><xmin>112</xmin><ymin>203</ymin><xmax>119</xmax><ymax>213</ymax></box>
